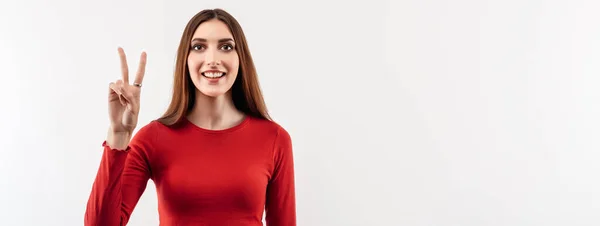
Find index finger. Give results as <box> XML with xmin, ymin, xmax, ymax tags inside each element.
<box><xmin>134</xmin><ymin>51</ymin><xmax>147</xmax><ymax>85</ymax></box>
<box><xmin>118</xmin><ymin>47</ymin><xmax>129</xmax><ymax>84</ymax></box>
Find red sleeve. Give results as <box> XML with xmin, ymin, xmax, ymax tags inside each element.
<box><xmin>265</xmin><ymin>127</ymin><xmax>297</xmax><ymax>226</ymax></box>
<box><xmin>84</xmin><ymin>122</ymin><xmax>156</xmax><ymax>226</ymax></box>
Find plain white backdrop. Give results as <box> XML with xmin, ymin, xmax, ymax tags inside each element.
<box><xmin>1</xmin><ymin>0</ymin><xmax>599</xmax><ymax>225</ymax></box>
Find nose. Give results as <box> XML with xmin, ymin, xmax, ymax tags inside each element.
<box><xmin>205</xmin><ymin>49</ymin><xmax>221</xmax><ymax>66</ymax></box>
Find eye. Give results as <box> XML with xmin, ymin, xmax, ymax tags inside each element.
<box><xmin>191</xmin><ymin>44</ymin><xmax>205</xmax><ymax>51</ymax></box>
<box><xmin>221</xmin><ymin>44</ymin><xmax>234</xmax><ymax>51</ymax></box>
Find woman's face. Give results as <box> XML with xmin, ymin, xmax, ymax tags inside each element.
<box><xmin>187</xmin><ymin>19</ymin><xmax>239</xmax><ymax>97</ymax></box>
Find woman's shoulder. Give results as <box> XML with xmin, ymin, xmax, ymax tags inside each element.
<box><xmin>249</xmin><ymin>117</ymin><xmax>294</xmax><ymax>156</ymax></box>
<box><xmin>137</xmin><ymin>119</ymin><xmax>166</xmax><ymax>132</ymax></box>
<box><xmin>247</xmin><ymin>116</ymin><xmax>292</xmax><ymax>140</ymax></box>
<box><xmin>129</xmin><ymin>120</ymin><xmax>163</xmax><ymax>140</ymax></box>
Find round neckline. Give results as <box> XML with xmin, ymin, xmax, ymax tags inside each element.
<box><xmin>183</xmin><ymin>115</ymin><xmax>251</xmax><ymax>134</ymax></box>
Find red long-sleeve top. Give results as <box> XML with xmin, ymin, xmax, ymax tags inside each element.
<box><xmin>84</xmin><ymin>116</ymin><xmax>296</xmax><ymax>226</ymax></box>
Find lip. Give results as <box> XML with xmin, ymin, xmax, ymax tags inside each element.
<box><xmin>201</xmin><ymin>70</ymin><xmax>226</xmax><ymax>75</ymax></box>
<box><xmin>201</xmin><ymin>70</ymin><xmax>226</xmax><ymax>82</ymax></box>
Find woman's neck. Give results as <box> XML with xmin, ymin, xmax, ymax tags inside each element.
<box><xmin>187</xmin><ymin>91</ymin><xmax>246</xmax><ymax>130</ymax></box>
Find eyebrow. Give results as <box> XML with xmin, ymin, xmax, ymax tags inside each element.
<box><xmin>191</xmin><ymin>38</ymin><xmax>234</xmax><ymax>43</ymax></box>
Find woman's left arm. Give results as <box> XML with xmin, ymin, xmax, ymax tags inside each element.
<box><xmin>265</xmin><ymin>127</ymin><xmax>297</xmax><ymax>226</ymax></box>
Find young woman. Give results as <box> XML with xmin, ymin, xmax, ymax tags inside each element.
<box><xmin>84</xmin><ymin>8</ymin><xmax>296</xmax><ymax>226</ymax></box>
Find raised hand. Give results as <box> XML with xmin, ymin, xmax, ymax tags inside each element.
<box><xmin>108</xmin><ymin>47</ymin><xmax>147</xmax><ymax>135</ymax></box>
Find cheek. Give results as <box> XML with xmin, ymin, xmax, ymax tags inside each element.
<box><xmin>187</xmin><ymin>56</ymin><xmax>201</xmax><ymax>74</ymax></box>
<box><xmin>227</xmin><ymin>55</ymin><xmax>240</xmax><ymax>72</ymax></box>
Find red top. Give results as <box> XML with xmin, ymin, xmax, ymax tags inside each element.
<box><xmin>84</xmin><ymin>116</ymin><xmax>296</xmax><ymax>226</ymax></box>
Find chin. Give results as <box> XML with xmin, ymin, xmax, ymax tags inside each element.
<box><xmin>198</xmin><ymin>87</ymin><xmax>229</xmax><ymax>97</ymax></box>
<box><xmin>200</xmin><ymin>91</ymin><xmax>226</xmax><ymax>97</ymax></box>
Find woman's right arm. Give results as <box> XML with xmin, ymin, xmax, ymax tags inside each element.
<box><xmin>84</xmin><ymin>47</ymin><xmax>150</xmax><ymax>226</ymax></box>
<box><xmin>84</xmin><ymin>127</ymin><xmax>153</xmax><ymax>226</ymax></box>
<box><xmin>84</xmin><ymin>125</ymin><xmax>155</xmax><ymax>226</ymax></box>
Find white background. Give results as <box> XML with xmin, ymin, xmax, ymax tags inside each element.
<box><xmin>1</xmin><ymin>0</ymin><xmax>599</xmax><ymax>225</ymax></box>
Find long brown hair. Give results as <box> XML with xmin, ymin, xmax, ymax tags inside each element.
<box><xmin>156</xmin><ymin>8</ymin><xmax>271</xmax><ymax>126</ymax></box>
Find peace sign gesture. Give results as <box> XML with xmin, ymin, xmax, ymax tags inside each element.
<box><xmin>108</xmin><ymin>47</ymin><xmax>147</xmax><ymax>134</ymax></box>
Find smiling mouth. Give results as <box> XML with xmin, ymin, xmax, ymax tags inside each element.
<box><xmin>201</xmin><ymin>72</ymin><xmax>226</xmax><ymax>78</ymax></box>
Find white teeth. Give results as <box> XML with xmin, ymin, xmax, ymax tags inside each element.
<box><xmin>203</xmin><ymin>72</ymin><xmax>225</xmax><ymax>78</ymax></box>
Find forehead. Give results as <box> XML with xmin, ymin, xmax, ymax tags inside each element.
<box><xmin>192</xmin><ymin>19</ymin><xmax>234</xmax><ymax>40</ymax></box>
